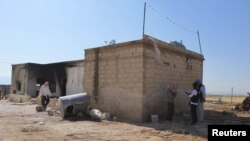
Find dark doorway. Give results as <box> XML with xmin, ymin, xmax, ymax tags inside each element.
<box><xmin>62</xmin><ymin>78</ymin><xmax>67</xmax><ymax>96</ymax></box>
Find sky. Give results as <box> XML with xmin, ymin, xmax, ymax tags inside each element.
<box><xmin>0</xmin><ymin>0</ymin><xmax>250</xmax><ymax>95</ymax></box>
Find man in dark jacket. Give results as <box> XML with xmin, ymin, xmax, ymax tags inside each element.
<box><xmin>166</xmin><ymin>83</ymin><xmax>177</xmax><ymax>122</ymax></box>
<box><xmin>185</xmin><ymin>82</ymin><xmax>199</xmax><ymax>125</ymax></box>
<box><xmin>194</xmin><ymin>79</ymin><xmax>206</xmax><ymax>122</ymax></box>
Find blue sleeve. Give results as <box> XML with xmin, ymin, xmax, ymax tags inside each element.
<box><xmin>201</xmin><ymin>86</ymin><xmax>206</xmax><ymax>98</ymax></box>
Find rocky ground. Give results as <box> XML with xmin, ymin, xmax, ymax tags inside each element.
<box><xmin>0</xmin><ymin>98</ymin><xmax>249</xmax><ymax>141</ymax></box>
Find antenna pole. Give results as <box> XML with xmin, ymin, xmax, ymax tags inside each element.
<box><xmin>197</xmin><ymin>30</ymin><xmax>202</xmax><ymax>55</ymax></box>
<box><xmin>142</xmin><ymin>2</ymin><xmax>146</xmax><ymax>38</ymax></box>
<box><xmin>231</xmin><ymin>87</ymin><xmax>234</xmax><ymax>105</ymax></box>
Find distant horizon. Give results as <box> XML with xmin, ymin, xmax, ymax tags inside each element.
<box><xmin>207</xmin><ymin>93</ymin><xmax>248</xmax><ymax>96</ymax></box>
<box><xmin>0</xmin><ymin>82</ymin><xmax>248</xmax><ymax>96</ymax></box>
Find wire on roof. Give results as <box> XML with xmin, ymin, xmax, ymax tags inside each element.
<box><xmin>147</xmin><ymin>3</ymin><xmax>197</xmax><ymax>34</ymax></box>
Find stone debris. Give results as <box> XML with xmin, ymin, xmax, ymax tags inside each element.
<box><xmin>39</xmin><ymin>121</ymin><xmax>45</xmax><ymax>125</ymax></box>
<box><xmin>233</xmin><ymin>96</ymin><xmax>250</xmax><ymax>111</ymax></box>
<box><xmin>113</xmin><ymin>116</ymin><xmax>118</xmax><ymax>122</ymax></box>
<box><xmin>36</xmin><ymin>105</ymin><xmax>43</xmax><ymax>112</ymax></box>
<box><xmin>47</xmin><ymin>108</ymin><xmax>61</xmax><ymax>116</ymax></box>
<box><xmin>242</xmin><ymin>96</ymin><xmax>250</xmax><ymax>111</ymax></box>
<box><xmin>47</xmin><ymin>110</ymin><xmax>54</xmax><ymax>116</ymax></box>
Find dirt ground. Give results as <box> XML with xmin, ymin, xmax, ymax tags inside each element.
<box><xmin>0</xmin><ymin>98</ymin><xmax>249</xmax><ymax>141</ymax></box>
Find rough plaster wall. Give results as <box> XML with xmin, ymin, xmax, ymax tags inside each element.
<box><xmin>84</xmin><ymin>44</ymin><xmax>144</xmax><ymax>122</ymax></box>
<box><xmin>26</xmin><ymin>65</ymin><xmax>61</xmax><ymax>97</ymax></box>
<box><xmin>53</xmin><ymin>82</ymin><xmax>61</xmax><ymax>97</ymax></box>
<box><xmin>27</xmin><ymin>75</ymin><xmax>37</xmax><ymax>96</ymax></box>
<box><xmin>142</xmin><ymin>44</ymin><xmax>203</xmax><ymax>121</ymax></box>
<box><xmin>26</xmin><ymin>65</ymin><xmax>43</xmax><ymax>97</ymax></box>
<box><xmin>66</xmin><ymin>67</ymin><xmax>84</xmax><ymax>95</ymax></box>
<box><xmin>11</xmin><ymin>64</ymin><xmax>28</xmax><ymax>95</ymax></box>
<box><xmin>52</xmin><ymin>71</ymin><xmax>61</xmax><ymax>97</ymax></box>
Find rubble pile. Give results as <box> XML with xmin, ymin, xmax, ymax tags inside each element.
<box><xmin>242</xmin><ymin>96</ymin><xmax>250</xmax><ymax>111</ymax></box>
<box><xmin>234</xmin><ymin>96</ymin><xmax>250</xmax><ymax>111</ymax></box>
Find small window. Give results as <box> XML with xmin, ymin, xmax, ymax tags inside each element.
<box><xmin>16</xmin><ymin>81</ymin><xmax>21</xmax><ymax>91</ymax></box>
<box><xmin>36</xmin><ymin>78</ymin><xmax>44</xmax><ymax>86</ymax></box>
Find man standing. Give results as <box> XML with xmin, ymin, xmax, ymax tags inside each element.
<box><xmin>166</xmin><ymin>82</ymin><xmax>177</xmax><ymax>122</ymax></box>
<box><xmin>2</xmin><ymin>87</ymin><xmax>7</xmax><ymax>99</ymax></box>
<box><xmin>195</xmin><ymin>79</ymin><xmax>206</xmax><ymax>122</ymax></box>
<box><xmin>39</xmin><ymin>81</ymin><xmax>51</xmax><ymax>111</ymax></box>
<box><xmin>0</xmin><ymin>87</ymin><xmax>2</xmax><ymax>100</ymax></box>
<box><xmin>185</xmin><ymin>82</ymin><xmax>199</xmax><ymax>125</ymax></box>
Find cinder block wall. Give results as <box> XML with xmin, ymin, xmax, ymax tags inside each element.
<box><xmin>142</xmin><ymin>38</ymin><xmax>204</xmax><ymax>121</ymax></box>
<box><xmin>84</xmin><ymin>41</ymin><xmax>144</xmax><ymax>122</ymax></box>
<box><xmin>84</xmin><ymin>37</ymin><xmax>204</xmax><ymax>122</ymax></box>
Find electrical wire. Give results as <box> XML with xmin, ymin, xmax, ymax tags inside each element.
<box><xmin>147</xmin><ymin>3</ymin><xmax>197</xmax><ymax>34</ymax></box>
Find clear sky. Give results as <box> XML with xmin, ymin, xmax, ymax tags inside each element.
<box><xmin>0</xmin><ymin>0</ymin><xmax>249</xmax><ymax>95</ymax></box>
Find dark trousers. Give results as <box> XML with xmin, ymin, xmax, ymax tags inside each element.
<box><xmin>41</xmin><ymin>96</ymin><xmax>50</xmax><ymax>110</ymax></box>
<box><xmin>166</xmin><ymin>102</ymin><xmax>174</xmax><ymax>121</ymax></box>
<box><xmin>0</xmin><ymin>90</ymin><xmax>7</xmax><ymax>100</ymax></box>
<box><xmin>190</xmin><ymin>104</ymin><xmax>197</xmax><ymax>124</ymax></box>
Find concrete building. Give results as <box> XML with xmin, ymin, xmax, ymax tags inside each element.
<box><xmin>11</xmin><ymin>60</ymin><xmax>84</xmax><ymax>97</ymax></box>
<box><xmin>84</xmin><ymin>35</ymin><xmax>204</xmax><ymax>122</ymax></box>
<box><xmin>11</xmin><ymin>35</ymin><xmax>204</xmax><ymax>122</ymax></box>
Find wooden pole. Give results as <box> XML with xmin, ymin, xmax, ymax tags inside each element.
<box><xmin>231</xmin><ymin>87</ymin><xmax>234</xmax><ymax>105</ymax></box>
<box><xmin>197</xmin><ymin>30</ymin><xmax>202</xmax><ymax>55</ymax></box>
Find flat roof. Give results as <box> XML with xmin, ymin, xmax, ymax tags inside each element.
<box><xmin>85</xmin><ymin>34</ymin><xmax>204</xmax><ymax>60</ymax></box>
<box><xmin>12</xmin><ymin>59</ymin><xmax>84</xmax><ymax>66</ymax></box>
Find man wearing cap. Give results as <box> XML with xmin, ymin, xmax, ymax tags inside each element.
<box><xmin>195</xmin><ymin>79</ymin><xmax>206</xmax><ymax>122</ymax></box>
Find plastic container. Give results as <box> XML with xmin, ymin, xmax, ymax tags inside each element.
<box><xmin>151</xmin><ymin>114</ymin><xmax>158</xmax><ymax>124</ymax></box>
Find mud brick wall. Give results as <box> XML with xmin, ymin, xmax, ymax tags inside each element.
<box><xmin>84</xmin><ymin>41</ymin><xmax>144</xmax><ymax>122</ymax></box>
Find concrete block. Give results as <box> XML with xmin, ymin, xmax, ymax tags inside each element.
<box><xmin>36</xmin><ymin>105</ymin><xmax>43</xmax><ymax>112</ymax></box>
<box><xmin>151</xmin><ymin>115</ymin><xmax>158</xmax><ymax>124</ymax></box>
